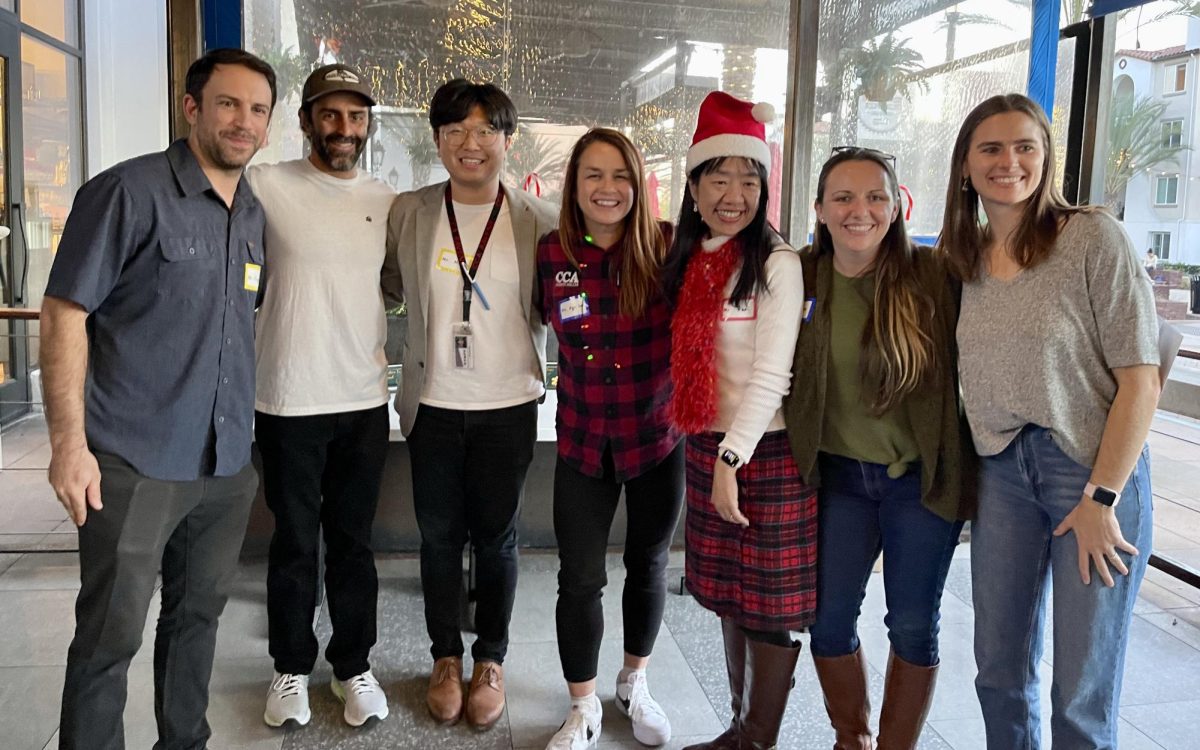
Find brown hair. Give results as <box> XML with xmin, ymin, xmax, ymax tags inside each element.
<box><xmin>559</xmin><ymin>128</ymin><xmax>668</xmax><ymax>318</ymax></box>
<box><xmin>814</xmin><ymin>148</ymin><xmax>939</xmax><ymax>414</ymax></box>
<box><xmin>938</xmin><ymin>93</ymin><xmax>1093</xmax><ymax>282</ymax></box>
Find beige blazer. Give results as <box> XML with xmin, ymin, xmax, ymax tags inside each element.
<box><xmin>381</xmin><ymin>180</ymin><xmax>559</xmax><ymax>436</ymax></box>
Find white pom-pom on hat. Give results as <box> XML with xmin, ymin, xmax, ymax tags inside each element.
<box><xmin>751</xmin><ymin>101</ymin><xmax>776</xmax><ymax>124</ymax></box>
<box><xmin>686</xmin><ymin>91</ymin><xmax>774</xmax><ymax>174</ymax></box>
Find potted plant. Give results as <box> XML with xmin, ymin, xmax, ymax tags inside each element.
<box><xmin>852</xmin><ymin>32</ymin><xmax>927</xmax><ymax>106</ymax></box>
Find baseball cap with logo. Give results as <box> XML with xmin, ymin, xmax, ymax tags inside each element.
<box><xmin>301</xmin><ymin>64</ymin><xmax>377</xmax><ymax>106</ymax></box>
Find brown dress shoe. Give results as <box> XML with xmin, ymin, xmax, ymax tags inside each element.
<box><xmin>427</xmin><ymin>656</ymin><xmax>464</xmax><ymax>724</ymax></box>
<box><xmin>465</xmin><ymin>660</ymin><xmax>505</xmax><ymax>729</ymax></box>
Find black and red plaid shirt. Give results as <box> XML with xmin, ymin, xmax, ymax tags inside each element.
<box><xmin>537</xmin><ymin>224</ymin><xmax>679</xmax><ymax>482</ymax></box>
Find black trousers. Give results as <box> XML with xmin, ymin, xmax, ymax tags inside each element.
<box><xmin>406</xmin><ymin>400</ymin><xmax>538</xmax><ymax>664</ymax></box>
<box><xmin>255</xmin><ymin>405</ymin><xmax>389</xmax><ymax>680</ymax></box>
<box><xmin>553</xmin><ymin>443</ymin><xmax>686</xmax><ymax>683</ymax></box>
<box><xmin>59</xmin><ymin>453</ymin><xmax>257</xmax><ymax>750</ymax></box>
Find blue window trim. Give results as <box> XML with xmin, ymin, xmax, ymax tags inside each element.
<box><xmin>1027</xmin><ymin>0</ymin><xmax>1059</xmax><ymax>117</ymax></box>
<box><xmin>204</xmin><ymin>0</ymin><xmax>242</xmax><ymax>50</ymax></box>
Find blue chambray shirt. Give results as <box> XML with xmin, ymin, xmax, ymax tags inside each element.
<box><xmin>44</xmin><ymin>139</ymin><xmax>266</xmax><ymax>481</ymax></box>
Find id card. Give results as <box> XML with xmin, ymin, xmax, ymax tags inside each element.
<box><xmin>244</xmin><ymin>263</ymin><xmax>262</xmax><ymax>292</ymax></box>
<box><xmin>802</xmin><ymin>298</ymin><xmax>816</xmax><ymax>322</ymax></box>
<box><xmin>437</xmin><ymin>248</ymin><xmax>472</xmax><ymax>274</ymax></box>
<box><xmin>559</xmin><ymin>294</ymin><xmax>590</xmax><ymax>322</ymax></box>
<box><xmin>452</xmin><ymin>322</ymin><xmax>474</xmax><ymax>370</ymax></box>
<box><xmin>722</xmin><ymin>296</ymin><xmax>757</xmax><ymax>321</ymax></box>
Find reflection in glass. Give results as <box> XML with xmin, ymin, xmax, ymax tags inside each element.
<box><xmin>807</xmin><ymin>0</ymin><xmax>1034</xmax><ymax>242</ymax></box>
<box><xmin>21</xmin><ymin>34</ymin><xmax>83</xmax><ymax>365</ymax></box>
<box><xmin>20</xmin><ymin>0</ymin><xmax>79</xmax><ymax>46</ymax></box>
<box><xmin>0</xmin><ymin>55</ymin><xmax>9</xmax><ymax>385</ymax></box>
<box><xmin>245</xmin><ymin>0</ymin><xmax>793</xmax><ymax>223</ymax></box>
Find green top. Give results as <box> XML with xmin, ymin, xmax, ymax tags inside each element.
<box><xmin>783</xmin><ymin>247</ymin><xmax>977</xmax><ymax>522</ymax></box>
<box><xmin>821</xmin><ymin>269</ymin><xmax>920</xmax><ymax>478</ymax></box>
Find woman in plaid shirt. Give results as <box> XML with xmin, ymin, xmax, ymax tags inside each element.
<box><xmin>537</xmin><ymin>128</ymin><xmax>682</xmax><ymax>750</ymax></box>
<box><xmin>664</xmin><ymin>92</ymin><xmax>814</xmax><ymax>750</ymax></box>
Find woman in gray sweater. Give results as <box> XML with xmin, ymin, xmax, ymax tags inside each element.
<box><xmin>939</xmin><ymin>93</ymin><xmax>1160</xmax><ymax>750</ymax></box>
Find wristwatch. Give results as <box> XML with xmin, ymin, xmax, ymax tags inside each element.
<box><xmin>719</xmin><ymin>448</ymin><xmax>743</xmax><ymax>469</ymax></box>
<box><xmin>1084</xmin><ymin>482</ymin><xmax>1120</xmax><ymax>507</ymax></box>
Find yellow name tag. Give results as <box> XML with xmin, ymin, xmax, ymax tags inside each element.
<box><xmin>244</xmin><ymin>263</ymin><xmax>262</xmax><ymax>292</ymax></box>
<box><xmin>437</xmin><ymin>248</ymin><xmax>472</xmax><ymax>274</ymax></box>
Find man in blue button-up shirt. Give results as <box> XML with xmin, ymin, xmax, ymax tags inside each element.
<box><xmin>40</xmin><ymin>48</ymin><xmax>275</xmax><ymax>750</ymax></box>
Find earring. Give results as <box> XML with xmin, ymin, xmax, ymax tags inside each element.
<box><xmin>961</xmin><ymin>176</ymin><xmax>970</xmax><ymax>193</ymax></box>
<box><xmin>692</xmin><ymin>203</ymin><xmax>698</xmax><ymax>213</ymax></box>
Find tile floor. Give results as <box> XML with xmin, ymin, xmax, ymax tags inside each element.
<box><xmin>2</xmin><ymin>414</ymin><xmax>1200</xmax><ymax>749</ymax></box>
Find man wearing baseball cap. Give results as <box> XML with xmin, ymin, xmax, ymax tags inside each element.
<box><xmin>247</xmin><ymin>62</ymin><xmax>395</xmax><ymax>728</ymax></box>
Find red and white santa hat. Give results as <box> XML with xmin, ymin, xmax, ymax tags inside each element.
<box><xmin>686</xmin><ymin>91</ymin><xmax>776</xmax><ymax>175</ymax></box>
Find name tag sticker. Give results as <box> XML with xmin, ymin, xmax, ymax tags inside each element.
<box><xmin>559</xmin><ymin>294</ymin><xmax>590</xmax><ymax>322</ymax></box>
<box><xmin>437</xmin><ymin>248</ymin><xmax>470</xmax><ymax>274</ymax></box>
<box><xmin>722</xmin><ymin>296</ymin><xmax>757</xmax><ymax>321</ymax></box>
<box><xmin>244</xmin><ymin>263</ymin><xmax>262</xmax><ymax>292</ymax></box>
<box><xmin>802</xmin><ymin>297</ymin><xmax>816</xmax><ymax>322</ymax></box>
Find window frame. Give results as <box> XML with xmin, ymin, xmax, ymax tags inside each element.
<box><xmin>1162</xmin><ymin>118</ymin><xmax>1185</xmax><ymax>148</ymax></box>
<box><xmin>1155</xmin><ymin>175</ymin><xmax>1180</xmax><ymax>206</ymax></box>
<box><xmin>1149</xmin><ymin>231</ymin><xmax>1172</xmax><ymax>260</ymax></box>
<box><xmin>1166</xmin><ymin>62</ymin><xmax>1188</xmax><ymax>95</ymax></box>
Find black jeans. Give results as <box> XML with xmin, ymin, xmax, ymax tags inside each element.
<box><xmin>407</xmin><ymin>400</ymin><xmax>538</xmax><ymax>664</ymax></box>
<box><xmin>553</xmin><ymin>443</ymin><xmax>685</xmax><ymax>682</ymax></box>
<box><xmin>256</xmin><ymin>405</ymin><xmax>389</xmax><ymax>680</ymax></box>
<box><xmin>59</xmin><ymin>453</ymin><xmax>257</xmax><ymax>750</ymax></box>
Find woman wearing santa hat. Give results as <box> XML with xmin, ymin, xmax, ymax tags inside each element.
<box><xmin>663</xmin><ymin>90</ymin><xmax>813</xmax><ymax>750</ymax></box>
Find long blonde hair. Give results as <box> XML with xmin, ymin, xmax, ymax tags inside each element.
<box><xmin>813</xmin><ymin>148</ymin><xmax>939</xmax><ymax>414</ymax></box>
<box><xmin>938</xmin><ymin>93</ymin><xmax>1094</xmax><ymax>282</ymax></box>
<box><xmin>558</xmin><ymin>128</ymin><xmax>668</xmax><ymax>318</ymax></box>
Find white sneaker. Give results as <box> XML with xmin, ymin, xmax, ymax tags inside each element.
<box><xmin>545</xmin><ymin>700</ymin><xmax>602</xmax><ymax>749</ymax></box>
<box><xmin>263</xmin><ymin>672</ymin><xmax>311</xmax><ymax>727</ymax></box>
<box><xmin>616</xmin><ymin>670</ymin><xmax>671</xmax><ymax>746</ymax></box>
<box><xmin>331</xmin><ymin>670</ymin><xmax>389</xmax><ymax>726</ymax></box>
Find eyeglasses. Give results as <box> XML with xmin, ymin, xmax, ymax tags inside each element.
<box><xmin>441</xmin><ymin>126</ymin><xmax>502</xmax><ymax>147</ymax></box>
<box><xmin>831</xmin><ymin>145</ymin><xmax>897</xmax><ymax>169</ymax></box>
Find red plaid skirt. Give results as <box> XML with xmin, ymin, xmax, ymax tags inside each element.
<box><xmin>685</xmin><ymin>430</ymin><xmax>818</xmax><ymax>631</ymax></box>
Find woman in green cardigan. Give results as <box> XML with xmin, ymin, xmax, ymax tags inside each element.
<box><xmin>783</xmin><ymin>147</ymin><xmax>976</xmax><ymax>749</ymax></box>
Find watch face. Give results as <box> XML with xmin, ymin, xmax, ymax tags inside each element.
<box><xmin>720</xmin><ymin>449</ymin><xmax>741</xmax><ymax>468</ymax></box>
<box><xmin>1092</xmin><ymin>487</ymin><xmax>1118</xmax><ymax>506</ymax></box>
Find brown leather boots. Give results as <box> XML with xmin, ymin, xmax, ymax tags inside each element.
<box><xmin>811</xmin><ymin>647</ymin><xmax>939</xmax><ymax>750</ymax></box>
<box><xmin>683</xmin><ymin>617</ymin><xmax>801</xmax><ymax>750</ymax></box>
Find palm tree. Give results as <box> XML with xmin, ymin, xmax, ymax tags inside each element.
<box><xmin>1105</xmin><ymin>91</ymin><xmax>1189</xmax><ymax>210</ymax></box>
<box><xmin>853</xmin><ymin>32</ymin><xmax>929</xmax><ymax>106</ymax></box>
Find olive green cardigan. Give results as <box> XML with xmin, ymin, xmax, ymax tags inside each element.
<box><xmin>782</xmin><ymin>246</ymin><xmax>977</xmax><ymax>522</ymax></box>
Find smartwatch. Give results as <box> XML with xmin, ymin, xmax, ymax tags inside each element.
<box><xmin>1084</xmin><ymin>482</ymin><xmax>1120</xmax><ymax>507</ymax></box>
<box><xmin>719</xmin><ymin>448</ymin><xmax>743</xmax><ymax>469</ymax></box>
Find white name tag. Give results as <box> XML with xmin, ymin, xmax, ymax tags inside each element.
<box><xmin>722</xmin><ymin>296</ymin><xmax>757</xmax><ymax>321</ymax></box>
<box><xmin>559</xmin><ymin>294</ymin><xmax>590</xmax><ymax>322</ymax></box>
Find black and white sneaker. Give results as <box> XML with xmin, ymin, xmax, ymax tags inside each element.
<box><xmin>545</xmin><ymin>701</ymin><xmax>601</xmax><ymax>749</ymax></box>
<box><xmin>616</xmin><ymin>670</ymin><xmax>671</xmax><ymax>745</ymax></box>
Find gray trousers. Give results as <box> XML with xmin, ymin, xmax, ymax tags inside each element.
<box><xmin>58</xmin><ymin>453</ymin><xmax>257</xmax><ymax>750</ymax></box>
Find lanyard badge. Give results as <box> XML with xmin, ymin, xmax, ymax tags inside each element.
<box><xmin>445</xmin><ymin>185</ymin><xmax>504</xmax><ymax>323</ymax></box>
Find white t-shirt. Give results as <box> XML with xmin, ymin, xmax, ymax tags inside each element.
<box><xmin>706</xmin><ymin>235</ymin><xmax>805</xmax><ymax>465</ymax></box>
<box><xmin>247</xmin><ymin>159</ymin><xmax>395</xmax><ymax>416</ymax></box>
<box><xmin>421</xmin><ymin>200</ymin><xmax>544</xmax><ymax>409</ymax></box>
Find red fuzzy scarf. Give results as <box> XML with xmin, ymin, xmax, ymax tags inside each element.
<box><xmin>670</xmin><ymin>239</ymin><xmax>741</xmax><ymax>434</ymax></box>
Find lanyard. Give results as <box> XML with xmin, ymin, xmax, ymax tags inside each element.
<box><xmin>445</xmin><ymin>185</ymin><xmax>505</xmax><ymax>323</ymax></box>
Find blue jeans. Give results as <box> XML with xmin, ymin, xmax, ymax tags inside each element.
<box><xmin>808</xmin><ymin>453</ymin><xmax>964</xmax><ymax>667</ymax></box>
<box><xmin>972</xmin><ymin>426</ymin><xmax>1152</xmax><ymax>750</ymax></box>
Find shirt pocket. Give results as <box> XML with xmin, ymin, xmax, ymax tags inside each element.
<box><xmin>489</xmin><ymin>244</ymin><xmax>520</xmax><ymax>285</ymax></box>
<box><xmin>157</xmin><ymin>238</ymin><xmax>220</xmax><ymax>302</ymax></box>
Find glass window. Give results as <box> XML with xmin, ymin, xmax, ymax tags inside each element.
<box><xmin>1162</xmin><ymin>118</ymin><xmax>1184</xmax><ymax>147</ymax></box>
<box><xmin>245</xmin><ymin>0</ymin><xmax>791</xmax><ymax>222</ymax></box>
<box><xmin>1150</xmin><ymin>231</ymin><xmax>1171</xmax><ymax>259</ymax></box>
<box><xmin>20</xmin><ymin>0</ymin><xmax>79</xmax><ymax>47</ymax></box>
<box><xmin>1166</xmin><ymin>62</ymin><xmax>1186</xmax><ymax>94</ymax></box>
<box><xmin>804</xmin><ymin>0</ymin><xmax>1033</xmax><ymax>242</ymax></box>
<box><xmin>0</xmin><ymin>1</ymin><xmax>12</xmax><ymax>13</ymax></box>
<box><xmin>21</xmin><ymin>34</ymin><xmax>83</xmax><ymax>365</ymax></box>
<box><xmin>1155</xmin><ymin>175</ymin><xmax>1179</xmax><ymax>205</ymax></box>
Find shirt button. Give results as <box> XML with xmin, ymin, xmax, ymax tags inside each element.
<box><xmin>222</xmin><ymin>377</ymin><xmax>229</xmax><ymax>384</ymax></box>
<box><xmin>188</xmin><ymin>247</ymin><xmax>195</xmax><ymax>255</ymax></box>
<box><xmin>226</xmin><ymin>338</ymin><xmax>232</xmax><ymax>345</ymax></box>
<box><xmin>218</xmin><ymin>416</ymin><xmax>225</xmax><ymax>424</ymax></box>
<box><xmin>230</xmin><ymin>259</ymin><xmax>237</xmax><ymax>266</ymax></box>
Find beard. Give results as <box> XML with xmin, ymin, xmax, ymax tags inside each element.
<box><xmin>312</xmin><ymin>132</ymin><xmax>365</xmax><ymax>173</ymax></box>
<box><xmin>195</xmin><ymin>126</ymin><xmax>262</xmax><ymax>171</ymax></box>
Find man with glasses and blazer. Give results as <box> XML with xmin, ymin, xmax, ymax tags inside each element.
<box><xmin>381</xmin><ymin>78</ymin><xmax>556</xmax><ymax>731</ymax></box>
